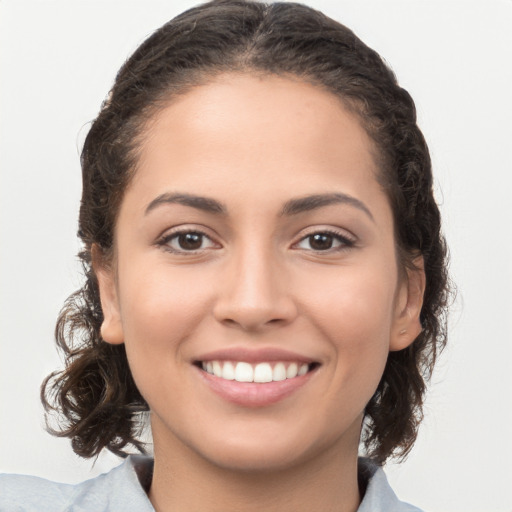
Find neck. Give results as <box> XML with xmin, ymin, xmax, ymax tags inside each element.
<box><xmin>148</xmin><ymin>422</ymin><xmax>361</xmax><ymax>512</ymax></box>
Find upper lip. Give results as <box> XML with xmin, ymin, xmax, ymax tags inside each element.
<box><xmin>194</xmin><ymin>347</ymin><xmax>317</xmax><ymax>364</ymax></box>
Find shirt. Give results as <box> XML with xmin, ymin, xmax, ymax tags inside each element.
<box><xmin>0</xmin><ymin>456</ymin><xmax>423</xmax><ymax>511</ymax></box>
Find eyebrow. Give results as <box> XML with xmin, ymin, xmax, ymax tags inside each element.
<box><xmin>280</xmin><ymin>193</ymin><xmax>374</xmax><ymax>221</ymax></box>
<box><xmin>145</xmin><ymin>192</ymin><xmax>227</xmax><ymax>215</ymax></box>
<box><xmin>145</xmin><ymin>191</ymin><xmax>374</xmax><ymax>221</ymax></box>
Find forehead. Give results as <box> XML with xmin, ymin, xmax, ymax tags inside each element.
<box><xmin>127</xmin><ymin>73</ymin><xmax>386</xmax><ymax>216</ymax></box>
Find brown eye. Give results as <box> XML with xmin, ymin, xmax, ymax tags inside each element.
<box><xmin>162</xmin><ymin>230</ymin><xmax>217</xmax><ymax>253</ymax></box>
<box><xmin>309</xmin><ymin>233</ymin><xmax>334</xmax><ymax>251</ymax></box>
<box><xmin>295</xmin><ymin>231</ymin><xmax>355</xmax><ymax>252</ymax></box>
<box><xmin>178</xmin><ymin>232</ymin><xmax>203</xmax><ymax>250</ymax></box>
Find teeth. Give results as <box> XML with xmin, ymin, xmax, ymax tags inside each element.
<box><xmin>222</xmin><ymin>361</ymin><xmax>235</xmax><ymax>380</ymax></box>
<box><xmin>272</xmin><ymin>362</ymin><xmax>286</xmax><ymax>381</ymax></box>
<box><xmin>212</xmin><ymin>361</ymin><xmax>222</xmax><ymax>378</ymax></box>
<box><xmin>286</xmin><ymin>362</ymin><xmax>298</xmax><ymax>379</ymax></box>
<box><xmin>235</xmin><ymin>362</ymin><xmax>253</xmax><ymax>382</ymax></box>
<box><xmin>254</xmin><ymin>363</ymin><xmax>272</xmax><ymax>383</ymax></box>
<box><xmin>201</xmin><ymin>360</ymin><xmax>312</xmax><ymax>382</ymax></box>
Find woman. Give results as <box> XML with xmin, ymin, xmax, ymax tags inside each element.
<box><xmin>0</xmin><ymin>1</ymin><xmax>449</xmax><ymax>510</ymax></box>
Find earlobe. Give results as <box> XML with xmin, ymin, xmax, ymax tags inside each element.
<box><xmin>91</xmin><ymin>244</ymin><xmax>124</xmax><ymax>345</ymax></box>
<box><xmin>390</xmin><ymin>256</ymin><xmax>426</xmax><ymax>352</ymax></box>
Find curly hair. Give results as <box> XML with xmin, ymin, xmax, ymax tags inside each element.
<box><xmin>41</xmin><ymin>0</ymin><xmax>450</xmax><ymax>464</ymax></box>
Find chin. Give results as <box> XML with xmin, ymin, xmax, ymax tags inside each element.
<box><xmin>196</xmin><ymin>439</ymin><xmax>317</xmax><ymax>474</ymax></box>
<box><xmin>166</xmin><ymin>413</ymin><xmax>362</xmax><ymax>475</ymax></box>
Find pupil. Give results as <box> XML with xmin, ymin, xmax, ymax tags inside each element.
<box><xmin>179</xmin><ymin>232</ymin><xmax>202</xmax><ymax>250</ymax></box>
<box><xmin>310</xmin><ymin>233</ymin><xmax>333</xmax><ymax>250</ymax></box>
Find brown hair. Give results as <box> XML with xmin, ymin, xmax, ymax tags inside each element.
<box><xmin>41</xmin><ymin>0</ymin><xmax>450</xmax><ymax>464</ymax></box>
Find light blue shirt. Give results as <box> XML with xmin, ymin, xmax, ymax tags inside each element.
<box><xmin>0</xmin><ymin>456</ymin><xmax>423</xmax><ymax>511</ymax></box>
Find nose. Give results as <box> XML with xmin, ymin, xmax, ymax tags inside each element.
<box><xmin>212</xmin><ymin>246</ymin><xmax>298</xmax><ymax>331</ymax></box>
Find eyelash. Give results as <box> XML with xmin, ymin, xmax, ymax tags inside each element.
<box><xmin>156</xmin><ymin>228</ymin><xmax>356</xmax><ymax>254</ymax></box>
<box><xmin>292</xmin><ymin>229</ymin><xmax>356</xmax><ymax>253</ymax></box>
<box><xmin>157</xmin><ymin>229</ymin><xmax>217</xmax><ymax>254</ymax></box>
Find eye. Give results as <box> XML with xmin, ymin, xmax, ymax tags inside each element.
<box><xmin>294</xmin><ymin>231</ymin><xmax>355</xmax><ymax>252</ymax></box>
<box><xmin>159</xmin><ymin>230</ymin><xmax>218</xmax><ymax>253</ymax></box>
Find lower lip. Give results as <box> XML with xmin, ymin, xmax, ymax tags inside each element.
<box><xmin>196</xmin><ymin>366</ymin><xmax>315</xmax><ymax>407</ymax></box>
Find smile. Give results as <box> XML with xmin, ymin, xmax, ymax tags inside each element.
<box><xmin>194</xmin><ymin>348</ymin><xmax>319</xmax><ymax>407</ymax></box>
<box><xmin>200</xmin><ymin>360</ymin><xmax>310</xmax><ymax>383</ymax></box>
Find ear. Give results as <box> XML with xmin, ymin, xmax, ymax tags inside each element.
<box><xmin>91</xmin><ymin>244</ymin><xmax>124</xmax><ymax>345</ymax></box>
<box><xmin>390</xmin><ymin>256</ymin><xmax>426</xmax><ymax>352</ymax></box>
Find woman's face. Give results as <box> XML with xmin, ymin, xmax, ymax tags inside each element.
<box><xmin>97</xmin><ymin>74</ymin><xmax>423</xmax><ymax>471</ymax></box>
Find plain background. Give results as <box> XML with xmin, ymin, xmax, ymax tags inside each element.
<box><xmin>1</xmin><ymin>1</ymin><xmax>511</xmax><ymax>511</ymax></box>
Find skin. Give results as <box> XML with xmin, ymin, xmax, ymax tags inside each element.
<box><xmin>95</xmin><ymin>74</ymin><xmax>424</xmax><ymax>512</ymax></box>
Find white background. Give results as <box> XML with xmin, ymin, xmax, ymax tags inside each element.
<box><xmin>1</xmin><ymin>1</ymin><xmax>511</xmax><ymax>511</ymax></box>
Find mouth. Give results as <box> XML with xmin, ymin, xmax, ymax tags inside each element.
<box><xmin>193</xmin><ymin>351</ymin><xmax>320</xmax><ymax>407</ymax></box>
<box><xmin>196</xmin><ymin>360</ymin><xmax>318</xmax><ymax>383</ymax></box>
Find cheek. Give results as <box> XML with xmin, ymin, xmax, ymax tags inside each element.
<box><xmin>119</xmin><ymin>254</ymin><xmax>214</xmax><ymax>322</ymax></box>
<box><xmin>301</xmin><ymin>261</ymin><xmax>397</xmax><ymax>392</ymax></box>
<box><xmin>115</xmin><ymin>260</ymin><xmax>214</xmax><ymax>382</ymax></box>
<box><xmin>304</xmin><ymin>259</ymin><xmax>397</xmax><ymax>341</ymax></box>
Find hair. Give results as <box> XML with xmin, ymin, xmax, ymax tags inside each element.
<box><xmin>41</xmin><ymin>0</ymin><xmax>450</xmax><ymax>464</ymax></box>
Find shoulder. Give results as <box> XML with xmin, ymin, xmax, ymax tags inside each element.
<box><xmin>358</xmin><ymin>458</ymin><xmax>424</xmax><ymax>512</ymax></box>
<box><xmin>0</xmin><ymin>455</ymin><xmax>155</xmax><ymax>512</ymax></box>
